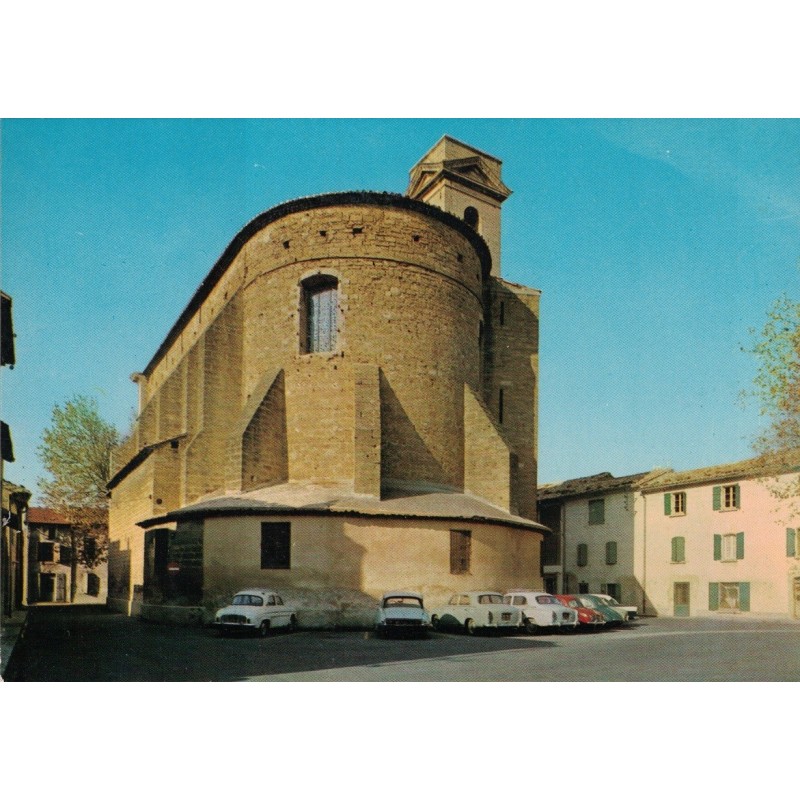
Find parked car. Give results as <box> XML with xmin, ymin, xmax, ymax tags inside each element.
<box><xmin>593</xmin><ymin>593</ymin><xmax>638</xmax><ymax>620</ymax></box>
<box><xmin>213</xmin><ymin>589</ymin><xmax>298</xmax><ymax>636</ymax></box>
<box><xmin>430</xmin><ymin>591</ymin><xmax>522</xmax><ymax>635</ymax></box>
<box><xmin>375</xmin><ymin>590</ymin><xmax>431</xmax><ymax>637</ymax></box>
<box><xmin>503</xmin><ymin>590</ymin><xmax>579</xmax><ymax>634</ymax></box>
<box><xmin>576</xmin><ymin>593</ymin><xmax>626</xmax><ymax>626</ymax></box>
<box><xmin>554</xmin><ymin>595</ymin><xmax>606</xmax><ymax>631</ymax></box>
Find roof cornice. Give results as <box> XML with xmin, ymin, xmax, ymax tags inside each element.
<box><xmin>142</xmin><ymin>191</ymin><xmax>492</xmax><ymax>378</ymax></box>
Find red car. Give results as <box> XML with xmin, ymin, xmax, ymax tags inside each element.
<box><xmin>554</xmin><ymin>595</ymin><xmax>606</xmax><ymax>631</ymax></box>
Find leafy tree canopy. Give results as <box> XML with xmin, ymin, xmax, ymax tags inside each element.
<box><xmin>37</xmin><ymin>394</ymin><xmax>119</xmax><ymax>529</ymax></box>
<box><xmin>745</xmin><ymin>294</ymin><xmax>800</xmax><ymax>501</ymax></box>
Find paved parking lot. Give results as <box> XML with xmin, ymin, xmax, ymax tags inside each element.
<box><xmin>3</xmin><ymin>605</ymin><xmax>799</xmax><ymax>681</ymax></box>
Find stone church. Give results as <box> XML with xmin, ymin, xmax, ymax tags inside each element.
<box><xmin>107</xmin><ymin>136</ymin><xmax>548</xmax><ymax>626</ymax></box>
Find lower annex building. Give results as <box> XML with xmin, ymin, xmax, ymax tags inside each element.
<box><xmin>106</xmin><ymin>136</ymin><xmax>548</xmax><ymax>626</ymax></box>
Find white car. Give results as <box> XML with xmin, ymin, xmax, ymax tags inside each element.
<box><xmin>374</xmin><ymin>591</ymin><xmax>431</xmax><ymax>637</ymax></box>
<box><xmin>503</xmin><ymin>590</ymin><xmax>579</xmax><ymax>634</ymax></box>
<box><xmin>593</xmin><ymin>594</ymin><xmax>638</xmax><ymax>621</ymax></box>
<box><xmin>430</xmin><ymin>591</ymin><xmax>522</xmax><ymax>635</ymax></box>
<box><xmin>213</xmin><ymin>589</ymin><xmax>298</xmax><ymax>636</ymax></box>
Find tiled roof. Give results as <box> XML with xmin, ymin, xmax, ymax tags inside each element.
<box><xmin>28</xmin><ymin>507</ymin><xmax>71</xmax><ymax>525</ymax></box>
<box><xmin>638</xmin><ymin>450</ymin><xmax>800</xmax><ymax>493</ymax></box>
<box><xmin>537</xmin><ymin>471</ymin><xmax>654</xmax><ymax>501</ymax></box>
<box><xmin>137</xmin><ymin>481</ymin><xmax>548</xmax><ymax>534</ymax></box>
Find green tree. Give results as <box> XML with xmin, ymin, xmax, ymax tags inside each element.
<box><xmin>746</xmin><ymin>294</ymin><xmax>800</xmax><ymax>501</ymax></box>
<box><xmin>37</xmin><ymin>395</ymin><xmax>119</xmax><ymax>601</ymax></box>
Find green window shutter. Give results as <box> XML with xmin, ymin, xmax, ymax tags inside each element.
<box><xmin>605</xmin><ymin>541</ymin><xmax>617</xmax><ymax>565</ymax></box>
<box><xmin>734</xmin><ymin>484</ymin><xmax>741</xmax><ymax>509</ymax></box>
<box><xmin>709</xmin><ymin>582</ymin><xmax>719</xmax><ymax>611</ymax></box>
<box><xmin>739</xmin><ymin>582</ymin><xmax>750</xmax><ymax>612</ymax></box>
<box><xmin>787</xmin><ymin>529</ymin><xmax>797</xmax><ymax>557</ymax></box>
<box><xmin>713</xmin><ymin>534</ymin><xmax>721</xmax><ymax>561</ymax></box>
<box><xmin>676</xmin><ymin>536</ymin><xmax>685</xmax><ymax>562</ymax></box>
<box><xmin>577</xmin><ymin>543</ymin><xmax>588</xmax><ymax>567</ymax></box>
<box><xmin>712</xmin><ymin>486</ymin><xmax>721</xmax><ymax>510</ymax></box>
<box><xmin>671</xmin><ymin>537</ymin><xmax>678</xmax><ymax>562</ymax></box>
<box><xmin>664</xmin><ymin>493</ymin><xmax>672</xmax><ymax>515</ymax></box>
<box><xmin>736</xmin><ymin>531</ymin><xmax>745</xmax><ymax>560</ymax></box>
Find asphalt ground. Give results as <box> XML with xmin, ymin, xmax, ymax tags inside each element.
<box><xmin>3</xmin><ymin>604</ymin><xmax>799</xmax><ymax>681</ymax></box>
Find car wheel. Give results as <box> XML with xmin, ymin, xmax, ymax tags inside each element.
<box><xmin>524</xmin><ymin>618</ymin><xmax>539</xmax><ymax>635</ymax></box>
<box><xmin>258</xmin><ymin>620</ymin><xmax>270</xmax><ymax>637</ymax></box>
<box><xmin>464</xmin><ymin>618</ymin><xmax>476</xmax><ymax>636</ymax></box>
<box><xmin>288</xmin><ymin>615</ymin><xmax>298</xmax><ymax>633</ymax></box>
<box><xmin>431</xmin><ymin>614</ymin><xmax>439</xmax><ymax>630</ymax></box>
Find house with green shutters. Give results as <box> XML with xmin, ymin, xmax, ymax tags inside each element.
<box><xmin>537</xmin><ymin>470</ymin><xmax>663</xmax><ymax>610</ymax></box>
<box><xmin>537</xmin><ymin>451</ymin><xmax>800</xmax><ymax>618</ymax></box>
<box><xmin>640</xmin><ymin>451</ymin><xmax>800</xmax><ymax>618</ymax></box>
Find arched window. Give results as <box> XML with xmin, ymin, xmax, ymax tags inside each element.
<box><xmin>463</xmin><ymin>206</ymin><xmax>479</xmax><ymax>229</ymax></box>
<box><xmin>302</xmin><ymin>275</ymin><xmax>338</xmax><ymax>353</ymax></box>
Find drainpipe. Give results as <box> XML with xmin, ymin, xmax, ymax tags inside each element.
<box><xmin>642</xmin><ymin>493</ymin><xmax>647</xmax><ymax>616</ymax></box>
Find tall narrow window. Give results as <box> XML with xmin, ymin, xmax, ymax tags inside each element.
<box><xmin>498</xmin><ymin>388</ymin><xmax>504</xmax><ymax>424</ymax></box>
<box><xmin>605</xmin><ymin>541</ymin><xmax>618</xmax><ymax>565</ymax></box>
<box><xmin>450</xmin><ymin>529</ymin><xmax>471</xmax><ymax>575</ymax></box>
<box><xmin>261</xmin><ymin>522</ymin><xmax>291</xmax><ymax>569</ymax></box>
<box><xmin>577</xmin><ymin>543</ymin><xmax>588</xmax><ymax>567</ymax></box>
<box><xmin>302</xmin><ymin>275</ymin><xmax>338</xmax><ymax>353</ymax></box>
<box><xmin>463</xmin><ymin>206</ymin><xmax>479</xmax><ymax>229</ymax></box>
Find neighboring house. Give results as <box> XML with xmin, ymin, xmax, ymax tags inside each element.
<box><xmin>107</xmin><ymin>136</ymin><xmax>548</xmax><ymax>626</ymax></box>
<box><xmin>538</xmin><ymin>471</ymin><xmax>660</xmax><ymax>609</ymax></box>
<box><xmin>641</xmin><ymin>452</ymin><xmax>800</xmax><ymax>619</ymax></box>
<box><xmin>27</xmin><ymin>507</ymin><xmax>107</xmax><ymax>604</ymax></box>
<box><xmin>538</xmin><ymin>452</ymin><xmax>800</xmax><ymax>619</ymax></box>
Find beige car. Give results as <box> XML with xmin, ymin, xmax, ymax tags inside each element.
<box><xmin>430</xmin><ymin>591</ymin><xmax>522</xmax><ymax>635</ymax></box>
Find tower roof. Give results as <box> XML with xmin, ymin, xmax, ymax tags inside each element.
<box><xmin>407</xmin><ymin>135</ymin><xmax>512</xmax><ymax>203</ymax></box>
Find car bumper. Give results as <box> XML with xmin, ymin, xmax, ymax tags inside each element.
<box><xmin>214</xmin><ymin>621</ymin><xmax>257</xmax><ymax>631</ymax></box>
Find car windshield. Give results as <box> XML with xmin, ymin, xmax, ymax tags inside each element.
<box><xmin>383</xmin><ymin>596</ymin><xmax>423</xmax><ymax>608</ymax></box>
<box><xmin>579</xmin><ymin>596</ymin><xmax>599</xmax><ymax>608</ymax></box>
<box><xmin>232</xmin><ymin>594</ymin><xmax>263</xmax><ymax>606</ymax></box>
<box><xmin>602</xmin><ymin>597</ymin><xmax>620</xmax><ymax>606</ymax></box>
<box><xmin>478</xmin><ymin>594</ymin><xmax>505</xmax><ymax>604</ymax></box>
<box><xmin>536</xmin><ymin>595</ymin><xmax>558</xmax><ymax>604</ymax></box>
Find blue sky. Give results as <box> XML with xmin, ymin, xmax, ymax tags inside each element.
<box><xmin>2</xmin><ymin>118</ymin><xmax>799</xmax><ymax>500</ymax></box>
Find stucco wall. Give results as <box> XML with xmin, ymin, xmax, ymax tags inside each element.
<box><xmin>563</xmin><ymin>491</ymin><xmax>640</xmax><ymax>607</ymax></box>
<box><xmin>643</xmin><ymin>474</ymin><xmax>800</xmax><ymax>617</ymax></box>
<box><xmin>201</xmin><ymin>514</ymin><xmax>543</xmax><ymax>627</ymax></box>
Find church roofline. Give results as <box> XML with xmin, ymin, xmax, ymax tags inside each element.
<box><xmin>141</xmin><ymin>191</ymin><xmax>492</xmax><ymax>378</ymax></box>
<box><xmin>410</xmin><ymin>134</ymin><xmax>504</xmax><ymax>170</ymax></box>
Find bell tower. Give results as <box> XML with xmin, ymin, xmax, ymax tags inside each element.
<box><xmin>407</xmin><ymin>136</ymin><xmax>511</xmax><ymax>276</ymax></box>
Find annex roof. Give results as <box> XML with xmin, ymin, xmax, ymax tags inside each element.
<box><xmin>137</xmin><ymin>481</ymin><xmax>549</xmax><ymax>534</ymax></box>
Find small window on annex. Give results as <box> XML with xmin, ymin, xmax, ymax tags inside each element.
<box><xmin>450</xmin><ymin>529</ymin><xmax>471</xmax><ymax>575</ymax></box>
<box><xmin>261</xmin><ymin>522</ymin><xmax>291</xmax><ymax>570</ymax></box>
<box><xmin>301</xmin><ymin>275</ymin><xmax>338</xmax><ymax>354</ymax></box>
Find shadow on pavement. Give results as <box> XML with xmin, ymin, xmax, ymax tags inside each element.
<box><xmin>5</xmin><ymin>604</ymin><xmax>568</xmax><ymax>681</ymax></box>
